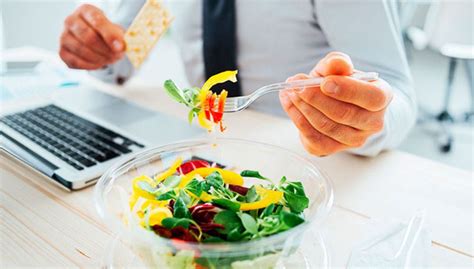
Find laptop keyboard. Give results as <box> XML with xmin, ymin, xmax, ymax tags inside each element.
<box><xmin>1</xmin><ymin>105</ymin><xmax>144</xmax><ymax>171</ymax></box>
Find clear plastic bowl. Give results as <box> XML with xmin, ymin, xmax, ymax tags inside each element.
<box><xmin>95</xmin><ymin>138</ymin><xmax>333</xmax><ymax>269</ymax></box>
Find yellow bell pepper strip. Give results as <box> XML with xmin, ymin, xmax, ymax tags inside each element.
<box><xmin>199</xmin><ymin>192</ymin><xmax>215</xmax><ymax>202</ymax></box>
<box><xmin>129</xmin><ymin>193</ymin><xmax>140</xmax><ymax>209</ymax></box>
<box><xmin>154</xmin><ymin>157</ymin><xmax>183</xmax><ymax>182</ymax></box>
<box><xmin>135</xmin><ymin>198</ymin><xmax>170</xmax><ymax>218</ymax></box>
<box><xmin>132</xmin><ymin>175</ymin><xmax>157</xmax><ymax>201</ymax></box>
<box><xmin>178</xmin><ymin>167</ymin><xmax>244</xmax><ymax>188</ymax></box>
<box><xmin>130</xmin><ymin>192</ymin><xmax>169</xmax><ymax>211</ymax></box>
<box><xmin>197</xmin><ymin>71</ymin><xmax>237</xmax><ymax>130</ymax></box>
<box><xmin>239</xmin><ymin>186</ymin><xmax>283</xmax><ymax>211</ymax></box>
<box><xmin>141</xmin><ymin>198</ymin><xmax>168</xmax><ymax>210</ymax></box>
<box><xmin>130</xmin><ymin>173</ymin><xmax>175</xmax><ymax>209</ymax></box>
<box><xmin>198</xmin><ymin>109</ymin><xmax>213</xmax><ymax>130</ymax></box>
<box><xmin>141</xmin><ymin>207</ymin><xmax>173</xmax><ymax>227</ymax></box>
<box><xmin>199</xmin><ymin>70</ymin><xmax>238</xmax><ymax>102</ymax></box>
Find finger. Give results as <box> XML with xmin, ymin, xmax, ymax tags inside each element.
<box><xmin>280</xmin><ymin>91</ymin><xmax>347</xmax><ymax>156</ymax></box>
<box><xmin>61</xmin><ymin>32</ymin><xmax>109</xmax><ymax>65</ymax></box>
<box><xmin>287</xmin><ymin>91</ymin><xmax>369</xmax><ymax>147</ymax></box>
<box><xmin>311</xmin><ymin>52</ymin><xmax>354</xmax><ymax>77</ymax></box>
<box><xmin>65</xmin><ymin>15</ymin><xmax>116</xmax><ymax>58</ymax></box>
<box><xmin>286</xmin><ymin>73</ymin><xmax>311</xmax><ymax>82</ymax></box>
<box><xmin>79</xmin><ymin>5</ymin><xmax>125</xmax><ymax>52</ymax></box>
<box><xmin>321</xmin><ymin>76</ymin><xmax>393</xmax><ymax>111</ymax></box>
<box><xmin>297</xmin><ymin>86</ymin><xmax>385</xmax><ymax>131</ymax></box>
<box><xmin>299</xmin><ymin>133</ymin><xmax>347</xmax><ymax>157</ymax></box>
<box><xmin>283</xmin><ymin>73</ymin><xmax>311</xmax><ymax>91</ymax></box>
<box><xmin>59</xmin><ymin>47</ymin><xmax>102</xmax><ymax>70</ymax></box>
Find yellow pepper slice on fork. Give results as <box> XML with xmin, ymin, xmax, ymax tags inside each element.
<box><xmin>197</xmin><ymin>70</ymin><xmax>238</xmax><ymax>130</ymax></box>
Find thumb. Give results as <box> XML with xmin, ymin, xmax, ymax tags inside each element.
<box><xmin>311</xmin><ymin>52</ymin><xmax>354</xmax><ymax>77</ymax></box>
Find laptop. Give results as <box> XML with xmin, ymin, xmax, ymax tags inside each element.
<box><xmin>0</xmin><ymin>87</ymin><xmax>203</xmax><ymax>190</ymax></box>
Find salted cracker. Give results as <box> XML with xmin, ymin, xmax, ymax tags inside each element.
<box><xmin>124</xmin><ymin>0</ymin><xmax>172</xmax><ymax>69</ymax></box>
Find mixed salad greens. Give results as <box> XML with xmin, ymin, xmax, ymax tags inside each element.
<box><xmin>129</xmin><ymin>158</ymin><xmax>310</xmax><ymax>245</ymax></box>
<box><xmin>163</xmin><ymin>70</ymin><xmax>237</xmax><ymax>132</ymax></box>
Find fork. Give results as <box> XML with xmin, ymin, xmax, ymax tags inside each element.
<box><xmin>224</xmin><ymin>72</ymin><xmax>379</xmax><ymax>113</ymax></box>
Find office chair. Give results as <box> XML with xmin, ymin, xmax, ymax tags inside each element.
<box><xmin>406</xmin><ymin>1</ymin><xmax>474</xmax><ymax>153</ymax></box>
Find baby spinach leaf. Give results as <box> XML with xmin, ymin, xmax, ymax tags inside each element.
<box><xmin>282</xmin><ymin>181</ymin><xmax>309</xmax><ymax>213</ymax></box>
<box><xmin>178</xmin><ymin>189</ymin><xmax>191</xmax><ymax>206</ymax></box>
<box><xmin>164</xmin><ymin>80</ymin><xmax>186</xmax><ymax>104</ymax></box>
<box><xmin>202</xmin><ymin>236</ymin><xmax>225</xmax><ymax>243</ymax></box>
<box><xmin>187</xmin><ymin>107</ymin><xmax>200</xmax><ymax>123</ymax></box>
<box><xmin>227</xmin><ymin>227</ymin><xmax>244</xmax><ymax>241</ymax></box>
<box><xmin>239</xmin><ymin>213</ymin><xmax>258</xmax><ymax>235</ymax></box>
<box><xmin>205</xmin><ymin>171</ymin><xmax>224</xmax><ymax>189</ymax></box>
<box><xmin>279</xmin><ymin>176</ymin><xmax>287</xmax><ymax>185</ymax></box>
<box><xmin>283</xmin><ymin>192</ymin><xmax>309</xmax><ymax>214</ymax></box>
<box><xmin>214</xmin><ymin>210</ymin><xmax>242</xmax><ymax>234</ymax></box>
<box><xmin>211</xmin><ymin>198</ymin><xmax>240</xmax><ymax>212</ymax></box>
<box><xmin>240</xmin><ymin>170</ymin><xmax>268</xmax><ymax>180</ymax></box>
<box><xmin>280</xmin><ymin>211</ymin><xmax>305</xmax><ymax>228</ymax></box>
<box><xmin>285</xmin><ymin>182</ymin><xmax>306</xmax><ymax>196</ymax></box>
<box><xmin>245</xmin><ymin>186</ymin><xmax>259</xmax><ymax>203</ymax></box>
<box><xmin>161</xmin><ymin>217</ymin><xmax>192</xmax><ymax>229</ymax></box>
<box><xmin>274</xmin><ymin>204</ymin><xmax>283</xmax><ymax>214</ymax></box>
<box><xmin>184</xmin><ymin>178</ymin><xmax>202</xmax><ymax>197</ymax></box>
<box><xmin>182</xmin><ymin>87</ymin><xmax>200</xmax><ymax>104</ymax></box>
<box><xmin>157</xmin><ymin>190</ymin><xmax>176</xmax><ymax>201</ymax></box>
<box><xmin>173</xmin><ymin>197</ymin><xmax>191</xmax><ymax>219</ymax></box>
<box><xmin>260</xmin><ymin>203</ymin><xmax>275</xmax><ymax>218</ymax></box>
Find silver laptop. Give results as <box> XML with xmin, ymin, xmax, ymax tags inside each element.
<box><xmin>0</xmin><ymin>87</ymin><xmax>203</xmax><ymax>190</ymax></box>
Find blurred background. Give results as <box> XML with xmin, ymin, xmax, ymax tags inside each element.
<box><xmin>1</xmin><ymin>0</ymin><xmax>473</xmax><ymax>171</ymax></box>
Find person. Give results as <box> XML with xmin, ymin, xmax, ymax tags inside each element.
<box><xmin>59</xmin><ymin>0</ymin><xmax>416</xmax><ymax>157</ymax></box>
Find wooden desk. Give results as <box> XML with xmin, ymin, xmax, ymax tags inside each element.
<box><xmin>1</xmin><ymin>77</ymin><xmax>473</xmax><ymax>268</ymax></box>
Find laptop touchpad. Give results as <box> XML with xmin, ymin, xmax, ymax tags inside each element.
<box><xmin>91</xmin><ymin>100</ymin><xmax>152</xmax><ymax>126</ymax></box>
<box><xmin>55</xmin><ymin>88</ymin><xmax>152</xmax><ymax>126</ymax></box>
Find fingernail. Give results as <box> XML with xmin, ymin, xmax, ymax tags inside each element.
<box><xmin>287</xmin><ymin>91</ymin><xmax>297</xmax><ymax>99</ymax></box>
<box><xmin>322</xmin><ymin>80</ymin><xmax>338</xmax><ymax>94</ymax></box>
<box><xmin>112</xmin><ymin>40</ymin><xmax>124</xmax><ymax>51</ymax></box>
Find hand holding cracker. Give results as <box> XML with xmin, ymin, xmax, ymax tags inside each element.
<box><xmin>59</xmin><ymin>4</ymin><xmax>126</xmax><ymax>70</ymax></box>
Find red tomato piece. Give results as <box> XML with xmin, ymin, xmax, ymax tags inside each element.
<box><xmin>210</xmin><ymin>110</ymin><xmax>223</xmax><ymax>122</ymax></box>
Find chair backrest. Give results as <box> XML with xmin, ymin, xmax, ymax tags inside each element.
<box><xmin>424</xmin><ymin>1</ymin><xmax>473</xmax><ymax>50</ymax></box>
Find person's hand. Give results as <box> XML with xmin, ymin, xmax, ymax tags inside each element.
<box><xmin>279</xmin><ymin>52</ymin><xmax>393</xmax><ymax>156</ymax></box>
<box><xmin>59</xmin><ymin>4</ymin><xmax>125</xmax><ymax>70</ymax></box>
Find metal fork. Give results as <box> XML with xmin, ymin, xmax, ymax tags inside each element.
<box><xmin>224</xmin><ymin>72</ymin><xmax>379</xmax><ymax>113</ymax></box>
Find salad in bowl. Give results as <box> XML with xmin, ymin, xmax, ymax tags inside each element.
<box><xmin>95</xmin><ymin>139</ymin><xmax>333</xmax><ymax>268</ymax></box>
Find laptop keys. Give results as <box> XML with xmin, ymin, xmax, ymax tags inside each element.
<box><xmin>1</xmin><ymin>104</ymin><xmax>143</xmax><ymax>171</ymax></box>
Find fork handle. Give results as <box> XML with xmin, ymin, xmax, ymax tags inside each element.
<box><xmin>239</xmin><ymin>72</ymin><xmax>379</xmax><ymax>109</ymax></box>
<box><xmin>255</xmin><ymin>72</ymin><xmax>379</xmax><ymax>95</ymax></box>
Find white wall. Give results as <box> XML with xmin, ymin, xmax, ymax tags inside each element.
<box><xmin>1</xmin><ymin>0</ymin><xmax>77</xmax><ymax>51</ymax></box>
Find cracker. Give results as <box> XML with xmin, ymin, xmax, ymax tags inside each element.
<box><xmin>124</xmin><ymin>0</ymin><xmax>172</xmax><ymax>69</ymax></box>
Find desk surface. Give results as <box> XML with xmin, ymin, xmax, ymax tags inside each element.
<box><xmin>1</xmin><ymin>70</ymin><xmax>473</xmax><ymax>268</ymax></box>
